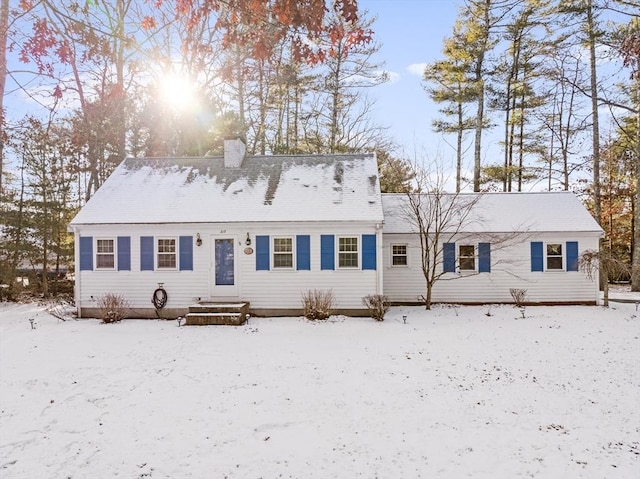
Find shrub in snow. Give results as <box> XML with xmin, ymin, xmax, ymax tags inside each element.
<box><xmin>301</xmin><ymin>289</ymin><xmax>335</xmax><ymax>320</ymax></box>
<box><xmin>509</xmin><ymin>288</ymin><xmax>527</xmax><ymax>307</ymax></box>
<box><xmin>362</xmin><ymin>294</ymin><xmax>390</xmax><ymax>321</ymax></box>
<box><xmin>97</xmin><ymin>293</ymin><xmax>130</xmax><ymax>323</ymax></box>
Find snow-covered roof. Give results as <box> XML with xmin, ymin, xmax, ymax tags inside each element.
<box><xmin>70</xmin><ymin>154</ymin><xmax>383</xmax><ymax>225</ymax></box>
<box><xmin>382</xmin><ymin>192</ymin><xmax>603</xmax><ymax>234</ymax></box>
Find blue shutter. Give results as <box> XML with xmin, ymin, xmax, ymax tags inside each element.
<box><xmin>296</xmin><ymin>235</ymin><xmax>310</xmax><ymax>270</ymax></box>
<box><xmin>478</xmin><ymin>242</ymin><xmax>491</xmax><ymax>273</ymax></box>
<box><xmin>566</xmin><ymin>241</ymin><xmax>579</xmax><ymax>272</ymax></box>
<box><xmin>117</xmin><ymin>236</ymin><xmax>131</xmax><ymax>271</ymax></box>
<box><xmin>140</xmin><ymin>236</ymin><xmax>154</xmax><ymax>271</ymax></box>
<box><xmin>321</xmin><ymin>235</ymin><xmax>335</xmax><ymax>270</ymax></box>
<box><xmin>256</xmin><ymin>235</ymin><xmax>270</xmax><ymax>270</ymax></box>
<box><xmin>443</xmin><ymin>243</ymin><xmax>455</xmax><ymax>272</ymax></box>
<box><xmin>531</xmin><ymin>241</ymin><xmax>543</xmax><ymax>272</ymax></box>
<box><xmin>79</xmin><ymin>236</ymin><xmax>93</xmax><ymax>271</ymax></box>
<box><xmin>179</xmin><ymin>236</ymin><xmax>193</xmax><ymax>271</ymax></box>
<box><xmin>362</xmin><ymin>234</ymin><xmax>376</xmax><ymax>270</ymax></box>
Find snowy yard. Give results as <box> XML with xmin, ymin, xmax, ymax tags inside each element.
<box><xmin>1</xmin><ymin>300</ymin><xmax>639</xmax><ymax>479</ymax></box>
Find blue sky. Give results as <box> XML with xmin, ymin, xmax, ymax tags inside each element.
<box><xmin>359</xmin><ymin>0</ymin><xmax>461</xmax><ymax>156</ymax></box>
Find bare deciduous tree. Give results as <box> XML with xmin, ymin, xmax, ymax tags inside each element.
<box><xmin>399</xmin><ymin>160</ymin><xmax>524</xmax><ymax>309</ymax></box>
<box><xmin>579</xmin><ymin>246</ymin><xmax>630</xmax><ymax>307</ymax></box>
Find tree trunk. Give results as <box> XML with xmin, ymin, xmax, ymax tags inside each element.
<box><xmin>473</xmin><ymin>78</ymin><xmax>484</xmax><ymax>192</ymax></box>
<box><xmin>456</xmin><ymin>103</ymin><xmax>463</xmax><ymax>193</ymax></box>
<box><xmin>0</xmin><ymin>0</ymin><xmax>8</xmax><ymax>195</ymax></box>
<box><xmin>425</xmin><ymin>283</ymin><xmax>433</xmax><ymax>310</ymax></box>
<box><xmin>587</xmin><ymin>0</ymin><xmax>602</xmax><ymax>226</ymax></box>
<box><xmin>632</xmin><ymin>86</ymin><xmax>640</xmax><ymax>291</ymax></box>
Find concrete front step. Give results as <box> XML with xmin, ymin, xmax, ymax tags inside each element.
<box><xmin>185</xmin><ymin>301</ymin><xmax>250</xmax><ymax>326</ymax></box>
<box><xmin>185</xmin><ymin>312</ymin><xmax>246</xmax><ymax>326</ymax></box>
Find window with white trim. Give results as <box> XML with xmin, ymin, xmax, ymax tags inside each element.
<box><xmin>391</xmin><ymin>244</ymin><xmax>407</xmax><ymax>266</ymax></box>
<box><xmin>546</xmin><ymin>243</ymin><xmax>563</xmax><ymax>270</ymax></box>
<box><xmin>273</xmin><ymin>237</ymin><xmax>293</xmax><ymax>268</ymax></box>
<box><xmin>96</xmin><ymin>239</ymin><xmax>115</xmax><ymax>269</ymax></box>
<box><xmin>157</xmin><ymin>238</ymin><xmax>177</xmax><ymax>269</ymax></box>
<box><xmin>459</xmin><ymin>245</ymin><xmax>475</xmax><ymax>271</ymax></box>
<box><xmin>338</xmin><ymin>236</ymin><xmax>359</xmax><ymax>268</ymax></box>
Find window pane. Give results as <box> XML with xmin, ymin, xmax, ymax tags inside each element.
<box><xmin>96</xmin><ymin>254</ymin><xmax>114</xmax><ymax>268</ymax></box>
<box><xmin>547</xmin><ymin>243</ymin><xmax>562</xmax><ymax>270</ymax></box>
<box><xmin>459</xmin><ymin>245</ymin><xmax>474</xmax><ymax>257</ymax></box>
<box><xmin>459</xmin><ymin>245</ymin><xmax>475</xmax><ymax>270</ymax></box>
<box><xmin>158</xmin><ymin>239</ymin><xmax>176</xmax><ymax>268</ymax></box>
<box><xmin>339</xmin><ymin>237</ymin><xmax>358</xmax><ymax>252</ymax></box>
<box><xmin>274</xmin><ymin>253</ymin><xmax>293</xmax><ymax>268</ymax></box>
<box><xmin>392</xmin><ymin>255</ymin><xmax>407</xmax><ymax>266</ymax></box>
<box><xmin>392</xmin><ymin>244</ymin><xmax>407</xmax><ymax>266</ymax></box>
<box><xmin>547</xmin><ymin>257</ymin><xmax>562</xmax><ymax>270</ymax></box>
<box><xmin>339</xmin><ymin>252</ymin><xmax>358</xmax><ymax>267</ymax></box>
<box><xmin>460</xmin><ymin>257</ymin><xmax>475</xmax><ymax>270</ymax></box>
<box><xmin>97</xmin><ymin>239</ymin><xmax>114</xmax><ymax>253</ymax></box>
<box><xmin>274</xmin><ymin>238</ymin><xmax>292</xmax><ymax>253</ymax></box>
<box><xmin>547</xmin><ymin>244</ymin><xmax>562</xmax><ymax>256</ymax></box>
<box><xmin>158</xmin><ymin>253</ymin><xmax>176</xmax><ymax>268</ymax></box>
<box><xmin>159</xmin><ymin>239</ymin><xmax>176</xmax><ymax>253</ymax></box>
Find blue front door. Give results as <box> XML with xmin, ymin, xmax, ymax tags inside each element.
<box><xmin>215</xmin><ymin>239</ymin><xmax>234</xmax><ymax>285</ymax></box>
<box><xmin>211</xmin><ymin>237</ymin><xmax>238</xmax><ymax>297</ymax></box>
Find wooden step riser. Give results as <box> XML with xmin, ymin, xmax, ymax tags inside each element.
<box><xmin>185</xmin><ymin>313</ymin><xmax>246</xmax><ymax>326</ymax></box>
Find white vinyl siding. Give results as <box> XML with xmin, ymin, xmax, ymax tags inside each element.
<box><xmin>383</xmin><ymin>233</ymin><xmax>600</xmax><ymax>305</ymax></box>
<box><xmin>76</xmin><ymin>223</ymin><xmax>381</xmax><ymax>315</ymax></box>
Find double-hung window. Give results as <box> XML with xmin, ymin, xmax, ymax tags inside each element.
<box><xmin>392</xmin><ymin>244</ymin><xmax>407</xmax><ymax>266</ymax></box>
<box><xmin>273</xmin><ymin>237</ymin><xmax>293</xmax><ymax>268</ymax></box>
<box><xmin>546</xmin><ymin>243</ymin><xmax>563</xmax><ymax>270</ymax></box>
<box><xmin>338</xmin><ymin>236</ymin><xmax>359</xmax><ymax>268</ymax></box>
<box><xmin>96</xmin><ymin>239</ymin><xmax>115</xmax><ymax>269</ymax></box>
<box><xmin>157</xmin><ymin>238</ymin><xmax>177</xmax><ymax>269</ymax></box>
<box><xmin>458</xmin><ymin>245</ymin><xmax>475</xmax><ymax>271</ymax></box>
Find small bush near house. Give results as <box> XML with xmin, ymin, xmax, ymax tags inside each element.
<box><xmin>97</xmin><ymin>293</ymin><xmax>130</xmax><ymax>323</ymax></box>
<box><xmin>301</xmin><ymin>289</ymin><xmax>335</xmax><ymax>320</ymax></box>
<box><xmin>509</xmin><ymin>289</ymin><xmax>527</xmax><ymax>307</ymax></box>
<box><xmin>362</xmin><ymin>294</ymin><xmax>390</xmax><ymax>321</ymax></box>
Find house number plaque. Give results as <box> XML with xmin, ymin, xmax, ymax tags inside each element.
<box><xmin>244</xmin><ymin>247</ymin><xmax>254</xmax><ymax>255</ymax></box>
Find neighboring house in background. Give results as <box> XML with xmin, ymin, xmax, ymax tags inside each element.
<box><xmin>68</xmin><ymin>139</ymin><xmax>384</xmax><ymax>318</ymax></box>
<box><xmin>69</xmin><ymin>140</ymin><xmax>603</xmax><ymax>319</ymax></box>
<box><xmin>382</xmin><ymin>192</ymin><xmax>604</xmax><ymax>305</ymax></box>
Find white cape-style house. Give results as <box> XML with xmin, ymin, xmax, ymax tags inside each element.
<box><xmin>69</xmin><ymin>139</ymin><xmax>603</xmax><ymax>319</ymax></box>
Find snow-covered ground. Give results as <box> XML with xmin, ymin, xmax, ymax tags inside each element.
<box><xmin>1</xmin><ymin>299</ymin><xmax>639</xmax><ymax>479</ymax></box>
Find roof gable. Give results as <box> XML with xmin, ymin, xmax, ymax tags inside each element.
<box><xmin>70</xmin><ymin>154</ymin><xmax>383</xmax><ymax>225</ymax></box>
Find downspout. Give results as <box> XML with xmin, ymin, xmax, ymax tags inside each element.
<box><xmin>376</xmin><ymin>222</ymin><xmax>384</xmax><ymax>296</ymax></box>
<box><xmin>70</xmin><ymin>226</ymin><xmax>82</xmax><ymax>317</ymax></box>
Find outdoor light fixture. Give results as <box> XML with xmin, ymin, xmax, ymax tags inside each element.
<box><xmin>196</xmin><ymin>233</ymin><xmax>202</xmax><ymax>247</ymax></box>
<box><xmin>403</xmin><ymin>315</ymin><xmax>407</xmax><ymax>324</ymax></box>
<box><xmin>245</xmin><ymin>233</ymin><xmax>251</xmax><ymax>246</ymax></box>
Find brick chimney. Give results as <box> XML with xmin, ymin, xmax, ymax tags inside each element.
<box><xmin>223</xmin><ymin>138</ymin><xmax>246</xmax><ymax>168</ymax></box>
